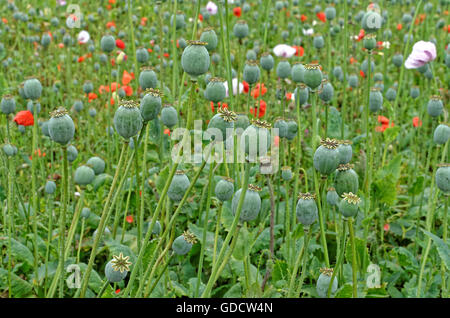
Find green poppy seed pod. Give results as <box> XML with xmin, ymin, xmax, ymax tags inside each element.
<box><xmin>168</xmin><ymin>170</ymin><xmax>190</xmax><ymax>202</ymax></box>
<box><xmin>200</xmin><ymin>27</ymin><xmax>218</xmax><ymax>51</ymax></box>
<box><xmin>410</xmin><ymin>86</ymin><xmax>420</xmax><ymax>99</ymax></box>
<box><xmin>339</xmin><ymin>192</ymin><xmax>361</xmax><ymax>218</ymax></box>
<box><xmin>215</xmin><ymin>177</ymin><xmax>235</xmax><ymax>202</ymax></box>
<box><xmin>435</xmin><ymin>164</ymin><xmax>450</xmax><ymax>193</ymax></box>
<box><xmin>144</xmin><ymin>220</ymin><xmax>161</xmax><ymax>236</ymax></box>
<box><xmin>325</xmin><ymin>6</ymin><xmax>336</xmax><ymax>20</ymax></box>
<box><xmin>445</xmin><ymin>53</ymin><xmax>450</xmax><ymax>68</ymax></box>
<box><xmin>233</xmin><ymin>20</ymin><xmax>249</xmax><ymax>39</ymax></box>
<box><xmin>383</xmin><ymin>29</ymin><xmax>392</xmax><ymax>39</ymax></box>
<box><xmin>140</xmin><ymin>88</ymin><xmax>162</xmax><ymax>122</ymax></box>
<box><xmin>172</xmin><ymin>231</ymin><xmax>196</xmax><ymax>255</ymax></box>
<box><xmin>313</xmin><ymin>138</ymin><xmax>340</xmax><ymax>175</ymax></box>
<box><xmin>235</xmin><ymin>113</ymin><xmax>250</xmax><ymax>134</ymax></box>
<box><xmin>231</xmin><ymin>184</ymin><xmax>262</xmax><ymax>222</ymax></box>
<box><xmin>296</xmin><ymin>193</ymin><xmax>318</xmax><ymax>227</ymax></box>
<box><xmin>363</xmin><ymin>34</ymin><xmax>377</xmax><ymax>51</ymax></box>
<box><xmin>89</xmin><ymin>108</ymin><xmax>97</xmax><ymax>117</ymax></box>
<box><xmin>3</xmin><ymin>144</ymin><xmax>17</xmax><ymax>157</ymax></box>
<box><xmin>100</xmin><ymin>34</ymin><xmax>115</xmax><ymax>53</ymax></box>
<box><xmin>316</xmin><ymin>268</ymin><xmax>338</xmax><ymax>298</ymax></box>
<box><xmin>281</xmin><ymin>166</ymin><xmax>293</xmax><ymax>181</ymax></box>
<box><xmin>18</xmin><ymin>125</ymin><xmax>26</xmax><ymax>134</ymax></box>
<box><xmin>73</xmin><ymin>100</ymin><xmax>83</xmax><ymax>113</ymax></box>
<box><xmin>386</xmin><ymin>87</ymin><xmax>397</xmax><ymax>102</ymax></box>
<box><xmin>276</xmin><ymin>59</ymin><xmax>291</xmax><ymax>79</ymax></box>
<box><xmin>178</xmin><ymin>38</ymin><xmax>187</xmax><ymax>50</ymax></box>
<box><xmin>67</xmin><ymin>145</ymin><xmax>78</xmax><ymax>162</ymax></box>
<box><xmin>181</xmin><ymin>41</ymin><xmax>210</xmax><ymax>79</ymax></box>
<box><xmin>369</xmin><ymin>88</ymin><xmax>383</xmax><ymax>113</ymax></box>
<box><xmin>136</xmin><ymin>47</ymin><xmax>149</xmax><ymax>64</ymax></box>
<box><xmin>170</xmin><ymin>12</ymin><xmax>186</xmax><ymax>30</ymax></box>
<box><xmin>294</xmin><ymin>84</ymin><xmax>309</xmax><ymax>106</ymax></box>
<box><xmin>292</xmin><ymin>62</ymin><xmax>306</xmax><ymax>84</ymax></box>
<box><xmin>212</xmin><ymin>52</ymin><xmax>221</xmax><ymax>64</ymax></box>
<box><xmin>205</xmin><ymin>77</ymin><xmax>226</xmax><ymax>103</ymax></box>
<box><xmin>335</xmin><ymin>164</ymin><xmax>359</xmax><ymax>197</ymax></box>
<box><xmin>113</xmin><ymin>100</ymin><xmax>143</xmax><ymax>139</ymax></box>
<box><xmin>361</xmin><ymin>59</ymin><xmax>375</xmax><ymax>75</ymax></box>
<box><xmin>304</xmin><ymin>64</ymin><xmax>323</xmax><ymax>91</ymax></box>
<box><xmin>24</xmin><ymin>78</ymin><xmax>42</xmax><ymax>100</ymax></box>
<box><xmin>392</xmin><ymin>53</ymin><xmax>403</xmax><ymax>67</ymax></box>
<box><xmin>246</xmin><ymin>50</ymin><xmax>257</xmax><ymax>61</ymax></box>
<box><xmin>434</xmin><ymin>124</ymin><xmax>450</xmax><ymax>145</ymax></box>
<box><xmin>41</xmin><ymin>33</ymin><xmax>51</xmax><ymax>47</ymax></box>
<box><xmin>83</xmin><ymin>81</ymin><xmax>93</xmax><ymax>94</ymax></box>
<box><xmin>105</xmin><ymin>260</ymin><xmax>128</xmax><ymax>283</ymax></box>
<box><xmin>286</xmin><ymin>119</ymin><xmax>298</xmax><ymax>141</ymax></box>
<box><xmin>207</xmin><ymin>107</ymin><xmax>237</xmax><ymax>142</ymax></box>
<box><xmin>44</xmin><ymin>180</ymin><xmax>56</xmax><ymax>195</ymax></box>
<box><xmin>139</xmin><ymin>67</ymin><xmax>158</xmax><ymax>90</ymax></box>
<box><xmin>337</xmin><ymin>140</ymin><xmax>353</xmax><ymax>164</ymax></box>
<box><xmin>275</xmin><ymin>0</ymin><xmax>283</xmax><ymax>10</ymax></box>
<box><xmin>240</xmin><ymin>120</ymin><xmax>271</xmax><ymax>160</ymax></box>
<box><xmin>348</xmin><ymin>74</ymin><xmax>359</xmax><ymax>88</ymax></box>
<box><xmin>362</xmin><ymin>10</ymin><xmax>382</xmax><ymax>33</ymax></box>
<box><xmin>41</xmin><ymin>122</ymin><xmax>50</xmax><ymax>137</ymax></box>
<box><xmin>86</xmin><ymin>156</ymin><xmax>105</xmax><ymax>175</ymax></box>
<box><xmin>427</xmin><ymin>96</ymin><xmax>444</xmax><ymax>118</ymax></box>
<box><xmin>260</xmin><ymin>52</ymin><xmax>274</xmax><ymax>71</ymax></box>
<box><xmin>161</xmin><ymin>105</ymin><xmax>178</xmax><ymax>128</ymax></box>
<box><xmin>74</xmin><ymin>165</ymin><xmax>95</xmax><ymax>186</ymax></box>
<box><xmin>313</xmin><ymin>35</ymin><xmax>325</xmax><ymax>49</ymax></box>
<box><xmin>274</xmin><ymin>118</ymin><xmax>288</xmax><ymax>139</ymax></box>
<box><xmin>243</xmin><ymin>60</ymin><xmax>260</xmax><ymax>85</ymax></box>
<box><xmin>318</xmin><ymin>80</ymin><xmax>334</xmax><ymax>103</ymax></box>
<box><xmin>48</xmin><ymin>108</ymin><xmax>75</xmax><ymax>145</ymax></box>
<box><xmin>333</xmin><ymin>66</ymin><xmax>343</xmax><ymax>81</ymax></box>
<box><xmin>81</xmin><ymin>207</ymin><xmax>91</xmax><ymax>219</ymax></box>
<box><xmin>402</xmin><ymin>13</ymin><xmax>413</xmax><ymax>24</ymax></box>
<box><xmin>326</xmin><ymin>187</ymin><xmax>339</xmax><ymax>206</ymax></box>
<box><xmin>1</xmin><ymin>94</ymin><xmax>16</xmax><ymax>114</ymax></box>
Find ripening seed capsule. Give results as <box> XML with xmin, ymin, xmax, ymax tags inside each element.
<box><xmin>100</xmin><ymin>34</ymin><xmax>115</xmax><ymax>53</ymax></box>
<box><xmin>294</xmin><ymin>84</ymin><xmax>309</xmax><ymax>106</ymax></box>
<box><xmin>83</xmin><ymin>81</ymin><xmax>93</xmax><ymax>94</ymax></box>
<box><xmin>172</xmin><ymin>231</ymin><xmax>196</xmax><ymax>255</ymax></box>
<box><xmin>48</xmin><ymin>108</ymin><xmax>75</xmax><ymax>145</ymax></box>
<box><xmin>433</xmin><ymin>124</ymin><xmax>450</xmax><ymax>145</ymax></box>
<box><xmin>291</xmin><ymin>62</ymin><xmax>306</xmax><ymax>84</ymax></box>
<box><xmin>140</xmin><ymin>88</ymin><xmax>162</xmax><ymax>122</ymax></box>
<box><xmin>362</xmin><ymin>10</ymin><xmax>382</xmax><ymax>33</ymax></box>
<box><xmin>1</xmin><ymin>94</ymin><xmax>15</xmax><ymax>114</ymax></box>
<box><xmin>246</xmin><ymin>50</ymin><xmax>257</xmax><ymax>61</ymax></box>
<box><xmin>326</xmin><ymin>187</ymin><xmax>339</xmax><ymax>206</ymax></box>
<box><xmin>200</xmin><ymin>27</ymin><xmax>218</xmax><ymax>51</ymax></box>
<box><xmin>296</xmin><ymin>193</ymin><xmax>318</xmax><ymax>227</ymax></box>
<box><xmin>170</xmin><ymin>12</ymin><xmax>186</xmax><ymax>30</ymax></box>
<box><xmin>313</xmin><ymin>138</ymin><xmax>340</xmax><ymax>175</ymax></box>
<box><xmin>67</xmin><ymin>145</ymin><xmax>78</xmax><ymax>162</ymax></box>
<box><xmin>348</xmin><ymin>75</ymin><xmax>358</xmax><ymax>88</ymax></box>
<box><xmin>276</xmin><ymin>59</ymin><xmax>291</xmax><ymax>79</ymax></box>
<box><xmin>286</xmin><ymin>119</ymin><xmax>298</xmax><ymax>141</ymax></box>
<box><xmin>325</xmin><ymin>6</ymin><xmax>336</xmax><ymax>20</ymax></box>
<box><xmin>240</xmin><ymin>120</ymin><xmax>271</xmax><ymax>160</ymax></box>
<box><xmin>274</xmin><ymin>118</ymin><xmax>288</xmax><ymax>139</ymax></box>
<box><xmin>139</xmin><ymin>67</ymin><xmax>158</xmax><ymax>90</ymax></box>
<box><xmin>88</xmin><ymin>108</ymin><xmax>97</xmax><ymax>117</ymax></box>
<box><xmin>363</xmin><ymin>34</ymin><xmax>377</xmax><ymax>51</ymax></box>
<box><xmin>143</xmin><ymin>219</ymin><xmax>161</xmax><ymax>235</ymax></box>
<box><xmin>427</xmin><ymin>96</ymin><xmax>443</xmax><ymax>117</ymax></box>
<box><xmin>235</xmin><ymin>113</ymin><xmax>250</xmax><ymax>133</ymax></box>
<box><xmin>207</xmin><ymin>107</ymin><xmax>236</xmax><ymax>142</ymax></box>
<box><xmin>24</xmin><ymin>78</ymin><xmax>42</xmax><ymax>100</ymax></box>
<box><xmin>361</xmin><ymin>59</ymin><xmax>375</xmax><ymax>75</ymax></box>
<box><xmin>215</xmin><ymin>177</ymin><xmax>235</xmax><ymax>202</ymax></box>
<box><xmin>113</xmin><ymin>100</ymin><xmax>143</xmax><ymax>139</ymax></box>
<box><xmin>211</xmin><ymin>53</ymin><xmax>221</xmax><ymax>64</ymax></box>
<box><xmin>337</xmin><ymin>140</ymin><xmax>353</xmax><ymax>164</ymax></box>
<box><xmin>73</xmin><ymin>100</ymin><xmax>83</xmax><ymax>113</ymax></box>
<box><xmin>410</xmin><ymin>86</ymin><xmax>420</xmax><ymax>99</ymax></box>
<box><xmin>304</xmin><ymin>64</ymin><xmax>323</xmax><ymax>91</ymax></box>
<box><xmin>231</xmin><ymin>184</ymin><xmax>262</xmax><ymax>222</ymax></box>
<box><xmin>74</xmin><ymin>165</ymin><xmax>95</xmax><ymax>186</ymax></box>
<box><xmin>44</xmin><ymin>180</ymin><xmax>56</xmax><ymax>195</ymax></box>
<box><xmin>233</xmin><ymin>20</ymin><xmax>249</xmax><ymax>39</ymax></box>
<box><xmin>313</xmin><ymin>35</ymin><xmax>325</xmax><ymax>49</ymax></box>
<box><xmin>318</xmin><ymin>80</ymin><xmax>334</xmax><ymax>103</ymax></box>
<box><xmin>205</xmin><ymin>77</ymin><xmax>226</xmax><ymax>103</ymax></box>
<box><xmin>338</xmin><ymin>192</ymin><xmax>361</xmax><ymax>218</ymax></box>
<box><xmin>105</xmin><ymin>260</ymin><xmax>128</xmax><ymax>283</ymax></box>
<box><xmin>316</xmin><ymin>268</ymin><xmax>338</xmax><ymax>298</ymax></box>
<box><xmin>392</xmin><ymin>53</ymin><xmax>403</xmax><ymax>67</ymax></box>
<box><xmin>81</xmin><ymin>207</ymin><xmax>91</xmax><ymax>219</ymax></box>
<box><xmin>281</xmin><ymin>166</ymin><xmax>293</xmax><ymax>181</ymax></box>
<box><xmin>369</xmin><ymin>88</ymin><xmax>383</xmax><ymax>113</ymax></box>
<box><xmin>333</xmin><ymin>66</ymin><xmax>343</xmax><ymax>81</ymax></box>
<box><xmin>243</xmin><ymin>60</ymin><xmax>260</xmax><ymax>85</ymax></box>
<box><xmin>385</xmin><ymin>87</ymin><xmax>397</xmax><ymax>102</ymax></box>
<box><xmin>260</xmin><ymin>52</ymin><xmax>274</xmax><ymax>71</ymax></box>
<box><xmin>161</xmin><ymin>105</ymin><xmax>178</xmax><ymax>128</ymax></box>
<box><xmin>435</xmin><ymin>164</ymin><xmax>450</xmax><ymax>193</ymax></box>
<box><xmin>168</xmin><ymin>170</ymin><xmax>190</xmax><ymax>202</ymax></box>
<box><xmin>335</xmin><ymin>164</ymin><xmax>359</xmax><ymax>197</ymax></box>
<box><xmin>136</xmin><ymin>47</ymin><xmax>149</xmax><ymax>64</ymax></box>
<box><xmin>86</xmin><ymin>156</ymin><xmax>105</xmax><ymax>175</ymax></box>
<box><xmin>181</xmin><ymin>41</ymin><xmax>210</xmax><ymax>79</ymax></box>
<box><xmin>3</xmin><ymin>144</ymin><xmax>17</xmax><ymax>157</ymax></box>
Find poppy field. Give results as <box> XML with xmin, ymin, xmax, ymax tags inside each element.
<box><xmin>0</xmin><ymin>0</ymin><xmax>449</xmax><ymax>299</ymax></box>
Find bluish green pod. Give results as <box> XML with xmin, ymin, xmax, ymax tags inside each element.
<box><xmin>233</xmin><ymin>20</ymin><xmax>249</xmax><ymax>39</ymax></box>
<box><xmin>48</xmin><ymin>108</ymin><xmax>75</xmax><ymax>145</ymax></box>
<box><xmin>172</xmin><ymin>231</ymin><xmax>196</xmax><ymax>255</ymax></box>
<box><xmin>276</xmin><ymin>59</ymin><xmax>291</xmax><ymax>79</ymax></box>
<box><xmin>304</xmin><ymin>64</ymin><xmax>323</xmax><ymax>91</ymax></box>
<box><xmin>369</xmin><ymin>88</ymin><xmax>383</xmax><ymax>112</ymax></box>
<box><xmin>427</xmin><ymin>96</ymin><xmax>443</xmax><ymax>117</ymax></box>
<box><xmin>67</xmin><ymin>145</ymin><xmax>78</xmax><ymax>162</ymax></box>
<box><xmin>240</xmin><ymin>120</ymin><xmax>271</xmax><ymax>159</ymax></box>
<box><xmin>335</xmin><ymin>164</ymin><xmax>359</xmax><ymax>196</ymax></box>
<box><xmin>243</xmin><ymin>61</ymin><xmax>260</xmax><ymax>85</ymax></box>
<box><xmin>87</xmin><ymin>156</ymin><xmax>105</xmax><ymax>175</ymax></box>
<box><xmin>200</xmin><ymin>27</ymin><xmax>218</xmax><ymax>51</ymax></box>
<box><xmin>100</xmin><ymin>34</ymin><xmax>115</xmax><ymax>53</ymax></box>
<box><xmin>316</xmin><ymin>269</ymin><xmax>338</xmax><ymax>298</ymax></box>
<box><xmin>319</xmin><ymin>80</ymin><xmax>334</xmax><ymax>103</ymax></box>
<box><xmin>168</xmin><ymin>170</ymin><xmax>190</xmax><ymax>202</ymax></box>
<box><xmin>1</xmin><ymin>94</ymin><xmax>15</xmax><ymax>114</ymax></box>
<box><xmin>181</xmin><ymin>41</ymin><xmax>210</xmax><ymax>79</ymax></box>
<box><xmin>338</xmin><ymin>192</ymin><xmax>360</xmax><ymax>218</ymax></box>
<box><xmin>326</xmin><ymin>188</ymin><xmax>339</xmax><ymax>206</ymax></box>
<box><xmin>161</xmin><ymin>105</ymin><xmax>178</xmax><ymax>128</ymax></box>
<box><xmin>274</xmin><ymin>119</ymin><xmax>288</xmax><ymax>139</ymax></box>
<box><xmin>113</xmin><ymin>101</ymin><xmax>143</xmax><ymax>139</ymax></box>
<box><xmin>294</xmin><ymin>84</ymin><xmax>309</xmax><ymax>106</ymax></box>
<box><xmin>434</xmin><ymin>124</ymin><xmax>450</xmax><ymax>145</ymax></box>
<box><xmin>205</xmin><ymin>78</ymin><xmax>226</xmax><ymax>103</ymax></box>
<box><xmin>313</xmin><ymin>139</ymin><xmax>340</xmax><ymax>175</ymax></box>
<box><xmin>24</xmin><ymin>78</ymin><xmax>42</xmax><ymax>100</ymax></box>
<box><xmin>140</xmin><ymin>89</ymin><xmax>162</xmax><ymax>122</ymax></box>
<box><xmin>105</xmin><ymin>260</ymin><xmax>128</xmax><ymax>282</ymax></box>
<box><xmin>231</xmin><ymin>185</ymin><xmax>262</xmax><ymax>222</ymax></box>
<box><xmin>296</xmin><ymin>193</ymin><xmax>318</xmax><ymax>227</ymax></box>
<box><xmin>207</xmin><ymin>107</ymin><xmax>236</xmax><ymax>142</ymax></box>
<box><xmin>45</xmin><ymin>180</ymin><xmax>56</xmax><ymax>195</ymax></box>
<box><xmin>139</xmin><ymin>67</ymin><xmax>158</xmax><ymax>90</ymax></box>
<box><xmin>74</xmin><ymin>165</ymin><xmax>95</xmax><ymax>186</ymax></box>
<box><xmin>435</xmin><ymin>164</ymin><xmax>450</xmax><ymax>193</ymax></box>
<box><xmin>260</xmin><ymin>52</ymin><xmax>274</xmax><ymax>71</ymax></box>
<box><xmin>291</xmin><ymin>62</ymin><xmax>305</xmax><ymax>84</ymax></box>
<box><xmin>215</xmin><ymin>177</ymin><xmax>235</xmax><ymax>202</ymax></box>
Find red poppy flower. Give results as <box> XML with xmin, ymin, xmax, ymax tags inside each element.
<box><xmin>360</xmin><ymin>70</ymin><xmax>366</xmax><ymax>78</ymax></box>
<box><xmin>242</xmin><ymin>81</ymin><xmax>249</xmax><ymax>94</ymax></box>
<box><xmin>357</xmin><ymin>29</ymin><xmax>365</xmax><ymax>42</ymax></box>
<box><xmin>110</xmin><ymin>82</ymin><xmax>120</xmax><ymax>92</ymax></box>
<box><xmin>164</xmin><ymin>128</ymin><xmax>171</xmax><ymax>136</ymax></box>
<box><xmin>375</xmin><ymin>116</ymin><xmax>394</xmax><ymax>132</ymax></box>
<box><xmin>233</xmin><ymin>7</ymin><xmax>242</xmax><ymax>17</ymax></box>
<box><xmin>350</xmin><ymin>57</ymin><xmax>357</xmax><ymax>64</ymax></box>
<box><xmin>316</xmin><ymin>12</ymin><xmax>326</xmax><ymax>23</ymax></box>
<box><xmin>14</xmin><ymin>110</ymin><xmax>34</xmax><ymax>126</ymax></box>
<box><xmin>300</xmin><ymin>14</ymin><xmax>307</xmax><ymax>22</ymax></box>
<box><xmin>122</xmin><ymin>85</ymin><xmax>133</xmax><ymax>96</ymax></box>
<box><xmin>292</xmin><ymin>45</ymin><xmax>304</xmax><ymax>57</ymax></box>
<box><xmin>116</xmin><ymin>39</ymin><xmax>125</xmax><ymax>49</ymax></box>
<box><xmin>384</xmin><ymin>223</ymin><xmax>390</xmax><ymax>232</ymax></box>
<box><xmin>250</xmin><ymin>99</ymin><xmax>266</xmax><ymax>118</ymax></box>
<box><xmin>396</xmin><ymin>23</ymin><xmax>402</xmax><ymax>31</ymax></box>
<box><xmin>274</xmin><ymin>135</ymin><xmax>280</xmax><ymax>147</ymax></box>
<box><xmin>126</xmin><ymin>215</ymin><xmax>133</xmax><ymax>224</ymax></box>
<box><xmin>198</xmin><ymin>13</ymin><xmax>203</xmax><ymax>22</ymax></box>
<box><xmin>115</xmin><ymin>289</ymin><xmax>120</xmax><ymax>294</ymax></box>
<box><xmin>106</xmin><ymin>21</ymin><xmax>116</xmax><ymax>29</ymax></box>
<box><xmin>141</xmin><ymin>17</ymin><xmax>147</xmax><ymax>26</ymax></box>
<box><xmin>88</xmin><ymin>92</ymin><xmax>98</xmax><ymax>101</ymax></box>
<box><xmin>122</xmin><ymin>70</ymin><xmax>133</xmax><ymax>85</ymax></box>
<box><xmin>412</xmin><ymin>116</ymin><xmax>422</xmax><ymax>128</ymax></box>
<box><xmin>251</xmin><ymin>83</ymin><xmax>267</xmax><ymax>99</ymax></box>
<box><xmin>286</xmin><ymin>92</ymin><xmax>292</xmax><ymax>100</ymax></box>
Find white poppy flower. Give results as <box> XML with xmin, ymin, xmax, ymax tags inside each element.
<box><xmin>273</xmin><ymin>44</ymin><xmax>296</xmax><ymax>58</ymax></box>
<box><xmin>77</xmin><ymin>30</ymin><xmax>90</xmax><ymax>44</ymax></box>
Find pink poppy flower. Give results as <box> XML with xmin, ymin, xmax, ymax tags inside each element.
<box><xmin>206</xmin><ymin>1</ymin><xmax>218</xmax><ymax>15</ymax></box>
<box><xmin>404</xmin><ymin>41</ymin><xmax>437</xmax><ymax>69</ymax></box>
<box><xmin>273</xmin><ymin>44</ymin><xmax>296</xmax><ymax>58</ymax></box>
<box><xmin>77</xmin><ymin>30</ymin><xmax>90</xmax><ymax>44</ymax></box>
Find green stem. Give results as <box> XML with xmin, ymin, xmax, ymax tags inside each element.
<box><xmin>348</xmin><ymin>217</ymin><xmax>358</xmax><ymax>298</ymax></box>
<box><xmin>288</xmin><ymin>228</ymin><xmax>312</xmax><ymax>297</ymax></box>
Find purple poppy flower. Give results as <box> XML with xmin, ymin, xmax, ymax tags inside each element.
<box><xmin>404</xmin><ymin>41</ymin><xmax>437</xmax><ymax>69</ymax></box>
